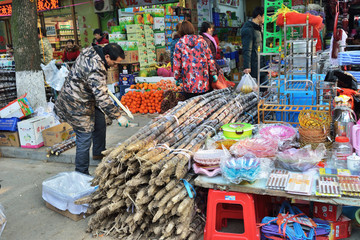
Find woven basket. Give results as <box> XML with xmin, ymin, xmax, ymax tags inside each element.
<box><xmin>299</xmin><ymin>140</ymin><xmax>333</xmax><ymax>150</ymax></box>
<box><xmin>299</xmin><ymin>110</ymin><xmax>331</xmax><ymax>129</ymax></box>
<box><xmin>299</xmin><ymin>126</ymin><xmax>330</xmax><ymax>143</ymax></box>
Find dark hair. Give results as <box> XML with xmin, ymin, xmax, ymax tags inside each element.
<box><xmin>66</xmin><ymin>39</ymin><xmax>74</xmax><ymax>44</ymax></box>
<box><xmin>200</xmin><ymin>22</ymin><xmax>214</xmax><ymax>34</ymax></box>
<box><xmin>252</xmin><ymin>7</ymin><xmax>264</xmax><ymax>19</ymax></box>
<box><xmin>37</xmin><ymin>28</ymin><xmax>47</xmax><ymax>37</ymax></box>
<box><xmin>6</xmin><ymin>44</ymin><xmax>12</xmax><ymax>49</ymax></box>
<box><xmin>103</xmin><ymin>43</ymin><xmax>125</xmax><ymax>60</ymax></box>
<box><xmin>179</xmin><ymin>21</ymin><xmax>195</xmax><ymax>37</ymax></box>
<box><xmin>176</xmin><ymin>22</ymin><xmax>182</xmax><ymax>32</ymax></box>
<box><xmin>93</xmin><ymin>29</ymin><xmax>103</xmax><ymax>36</ymax></box>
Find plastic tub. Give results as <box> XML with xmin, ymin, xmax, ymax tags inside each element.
<box><xmin>42</xmin><ymin>172</ymin><xmax>96</xmax><ymax>214</ymax></box>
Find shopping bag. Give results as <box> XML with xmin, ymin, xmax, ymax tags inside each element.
<box><xmin>236</xmin><ymin>73</ymin><xmax>258</xmax><ymax>93</ymax></box>
<box><xmin>260</xmin><ymin>201</ymin><xmax>330</xmax><ymax>239</ymax></box>
<box><xmin>211</xmin><ymin>74</ymin><xmax>235</xmax><ymax>89</ymax></box>
<box><xmin>41</xmin><ymin>61</ymin><xmax>69</xmax><ymax>91</ymax></box>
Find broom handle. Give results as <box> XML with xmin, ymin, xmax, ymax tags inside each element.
<box><xmin>108</xmin><ymin>90</ymin><xmax>134</xmax><ymax>119</ymax></box>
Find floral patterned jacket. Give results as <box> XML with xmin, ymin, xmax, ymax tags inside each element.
<box><xmin>173</xmin><ymin>35</ymin><xmax>217</xmax><ymax>93</ymax></box>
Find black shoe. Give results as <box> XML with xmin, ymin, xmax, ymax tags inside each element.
<box><xmin>93</xmin><ymin>154</ymin><xmax>104</xmax><ymax>160</ymax></box>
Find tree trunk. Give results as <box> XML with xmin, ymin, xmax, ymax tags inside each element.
<box><xmin>11</xmin><ymin>0</ymin><xmax>47</xmax><ymax>109</ymax></box>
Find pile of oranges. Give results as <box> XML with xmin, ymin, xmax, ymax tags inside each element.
<box><xmin>130</xmin><ymin>82</ymin><xmax>158</xmax><ymax>90</ymax></box>
<box><xmin>121</xmin><ymin>90</ymin><xmax>164</xmax><ymax>114</ymax></box>
<box><xmin>156</xmin><ymin>79</ymin><xmax>183</xmax><ymax>91</ymax></box>
<box><xmin>128</xmin><ymin>80</ymin><xmax>183</xmax><ymax>92</ymax></box>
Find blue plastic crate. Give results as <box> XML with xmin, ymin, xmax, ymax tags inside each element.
<box><xmin>0</xmin><ymin>117</ymin><xmax>19</xmax><ymax>131</ymax></box>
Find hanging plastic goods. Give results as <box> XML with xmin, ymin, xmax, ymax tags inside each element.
<box><xmin>220</xmin><ymin>153</ymin><xmax>261</xmax><ymax>184</ymax></box>
<box><xmin>235</xmin><ymin>73</ymin><xmax>258</xmax><ymax>94</ymax></box>
<box><xmin>258</xmin><ymin>124</ymin><xmax>297</xmax><ymax>150</ymax></box>
<box><xmin>0</xmin><ymin>204</ymin><xmax>6</xmax><ymax>238</ymax></box>
<box><xmin>230</xmin><ymin>137</ymin><xmax>278</xmax><ymax>158</ymax></box>
<box><xmin>275</xmin><ymin>144</ymin><xmax>326</xmax><ymax>172</ymax></box>
<box><xmin>333</xmin><ymin>136</ymin><xmax>353</xmax><ymax>169</ymax></box>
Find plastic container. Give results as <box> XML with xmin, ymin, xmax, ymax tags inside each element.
<box><xmin>221</xmin><ymin>123</ymin><xmax>253</xmax><ymax>140</ymax></box>
<box><xmin>42</xmin><ymin>172</ymin><xmax>96</xmax><ymax>214</ymax></box>
<box><xmin>347</xmin><ymin>153</ymin><xmax>360</xmax><ymax>172</ymax></box>
<box><xmin>352</xmin><ymin>124</ymin><xmax>360</xmax><ymax>155</ymax></box>
<box><xmin>333</xmin><ymin>136</ymin><xmax>353</xmax><ymax>169</ymax></box>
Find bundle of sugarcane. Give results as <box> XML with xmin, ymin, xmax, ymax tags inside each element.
<box><xmin>76</xmin><ymin>89</ymin><xmax>258</xmax><ymax>239</ymax></box>
<box><xmin>46</xmin><ymin>138</ymin><xmax>76</xmax><ymax>157</ymax></box>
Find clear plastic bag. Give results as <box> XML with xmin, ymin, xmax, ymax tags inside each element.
<box><xmin>275</xmin><ymin>144</ymin><xmax>326</xmax><ymax>172</ymax></box>
<box><xmin>221</xmin><ymin>153</ymin><xmax>261</xmax><ymax>184</ymax></box>
<box><xmin>41</xmin><ymin>61</ymin><xmax>69</xmax><ymax>91</ymax></box>
<box><xmin>257</xmin><ymin>124</ymin><xmax>298</xmax><ymax>151</ymax></box>
<box><xmin>230</xmin><ymin>137</ymin><xmax>278</xmax><ymax>158</ymax></box>
<box><xmin>236</xmin><ymin>73</ymin><xmax>258</xmax><ymax>93</ymax></box>
<box><xmin>0</xmin><ymin>204</ymin><xmax>6</xmax><ymax>238</ymax></box>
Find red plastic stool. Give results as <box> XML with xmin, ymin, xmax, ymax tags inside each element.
<box><xmin>204</xmin><ymin>189</ymin><xmax>260</xmax><ymax>240</ymax></box>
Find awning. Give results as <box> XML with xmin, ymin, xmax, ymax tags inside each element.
<box><xmin>0</xmin><ymin>0</ymin><xmax>60</xmax><ymax>17</ymax></box>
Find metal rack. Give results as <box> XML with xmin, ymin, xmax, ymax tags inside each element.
<box><xmin>0</xmin><ymin>55</ymin><xmax>16</xmax><ymax>109</ymax></box>
<box><xmin>283</xmin><ymin>19</ymin><xmax>317</xmax><ymax>92</ymax></box>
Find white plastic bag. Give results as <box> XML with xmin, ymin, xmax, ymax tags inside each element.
<box><xmin>41</xmin><ymin>61</ymin><xmax>69</xmax><ymax>91</ymax></box>
<box><xmin>0</xmin><ymin>204</ymin><xmax>6</xmax><ymax>238</ymax></box>
<box><xmin>236</xmin><ymin>73</ymin><xmax>258</xmax><ymax>93</ymax></box>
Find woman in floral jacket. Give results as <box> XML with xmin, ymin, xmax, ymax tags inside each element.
<box><xmin>173</xmin><ymin>21</ymin><xmax>217</xmax><ymax>99</ymax></box>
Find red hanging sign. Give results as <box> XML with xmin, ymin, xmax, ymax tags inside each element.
<box><xmin>0</xmin><ymin>0</ymin><xmax>60</xmax><ymax>16</ymax></box>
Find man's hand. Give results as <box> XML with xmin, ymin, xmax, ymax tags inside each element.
<box><xmin>117</xmin><ymin>116</ymin><xmax>130</xmax><ymax>127</ymax></box>
<box><xmin>213</xmin><ymin>75</ymin><xmax>218</xmax><ymax>82</ymax></box>
<box><xmin>244</xmin><ymin>68</ymin><xmax>251</xmax><ymax>74</ymax></box>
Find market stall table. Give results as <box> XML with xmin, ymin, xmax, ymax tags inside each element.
<box><xmin>195</xmin><ymin>175</ymin><xmax>360</xmax><ymax>207</ymax></box>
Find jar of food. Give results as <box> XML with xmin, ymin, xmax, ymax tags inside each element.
<box><xmin>333</xmin><ymin>136</ymin><xmax>353</xmax><ymax>169</ymax></box>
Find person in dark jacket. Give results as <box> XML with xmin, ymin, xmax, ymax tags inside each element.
<box><xmin>170</xmin><ymin>22</ymin><xmax>182</xmax><ymax>71</ymax></box>
<box><xmin>241</xmin><ymin>7</ymin><xmax>266</xmax><ymax>86</ymax></box>
<box><xmin>93</xmin><ymin>29</ymin><xmax>109</xmax><ymax>45</ymax></box>
<box><xmin>54</xmin><ymin>43</ymin><xmax>131</xmax><ymax>175</ymax></box>
<box><xmin>62</xmin><ymin>39</ymin><xmax>80</xmax><ymax>62</ymax></box>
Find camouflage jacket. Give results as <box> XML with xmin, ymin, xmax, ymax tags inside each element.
<box><xmin>54</xmin><ymin>46</ymin><xmax>122</xmax><ymax>133</ymax></box>
<box><xmin>39</xmin><ymin>38</ymin><xmax>54</xmax><ymax>65</ymax></box>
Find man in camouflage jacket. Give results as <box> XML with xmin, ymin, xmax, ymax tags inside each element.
<box><xmin>55</xmin><ymin>43</ymin><xmax>130</xmax><ymax>174</ymax></box>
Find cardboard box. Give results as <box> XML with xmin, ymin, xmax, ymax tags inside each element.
<box><xmin>329</xmin><ymin>215</ymin><xmax>351</xmax><ymax>240</ymax></box>
<box><xmin>42</xmin><ymin>123</ymin><xmax>75</xmax><ymax>147</ymax></box>
<box><xmin>121</xmin><ymin>51</ymin><xmax>138</xmax><ymax>64</ymax></box>
<box><xmin>154</xmin><ymin>32</ymin><xmax>166</xmax><ymax>47</ymax></box>
<box><xmin>148</xmin><ymin>48</ymin><xmax>156</xmax><ymax>55</ymax></box>
<box><xmin>232</xmin><ymin>72</ymin><xmax>242</xmax><ymax>82</ymax></box>
<box><xmin>18</xmin><ymin>116</ymin><xmax>56</xmax><ymax>148</ymax></box>
<box><xmin>156</xmin><ymin>47</ymin><xmax>166</xmax><ymax>62</ymax></box>
<box><xmin>0</xmin><ymin>96</ymin><xmax>33</xmax><ymax>119</ymax></box>
<box><xmin>314</xmin><ymin>202</ymin><xmax>342</xmax><ymax>222</ymax></box>
<box><xmin>106</xmin><ymin>66</ymin><xmax>120</xmax><ymax>84</ymax></box>
<box><xmin>145</xmin><ymin>32</ymin><xmax>155</xmax><ymax>40</ymax></box>
<box><xmin>119</xmin><ymin>74</ymin><xmax>135</xmax><ymax>85</ymax></box>
<box><xmin>146</xmin><ymin>40</ymin><xmax>156</xmax><ymax>48</ymax></box>
<box><xmin>153</xmin><ymin>17</ymin><xmax>165</xmax><ymax>31</ymax></box>
<box><xmin>109</xmin><ymin>34</ymin><xmax>127</xmax><ymax>43</ymax></box>
<box><xmin>0</xmin><ymin>131</ymin><xmax>20</xmax><ymax>147</ymax></box>
<box><xmin>45</xmin><ymin>202</ymin><xmax>85</xmax><ymax>222</ymax></box>
<box><xmin>126</xmin><ymin>24</ymin><xmax>144</xmax><ymax>34</ymax></box>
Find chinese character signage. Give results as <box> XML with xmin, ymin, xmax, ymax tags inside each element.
<box><xmin>0</xmin><ymin>0</ymin><xmax>60</xmax><ymax>16</ymax></box>
<box><xmin>117</xmin><ymin>0</ymin><xmax>178</xmax><ymax>8</ymax></box>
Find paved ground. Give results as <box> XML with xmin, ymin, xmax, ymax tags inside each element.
<box><xmin>1</xmin><ymin>115</ymin><xmax>360</xmax><ymax>239</ymax></box>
